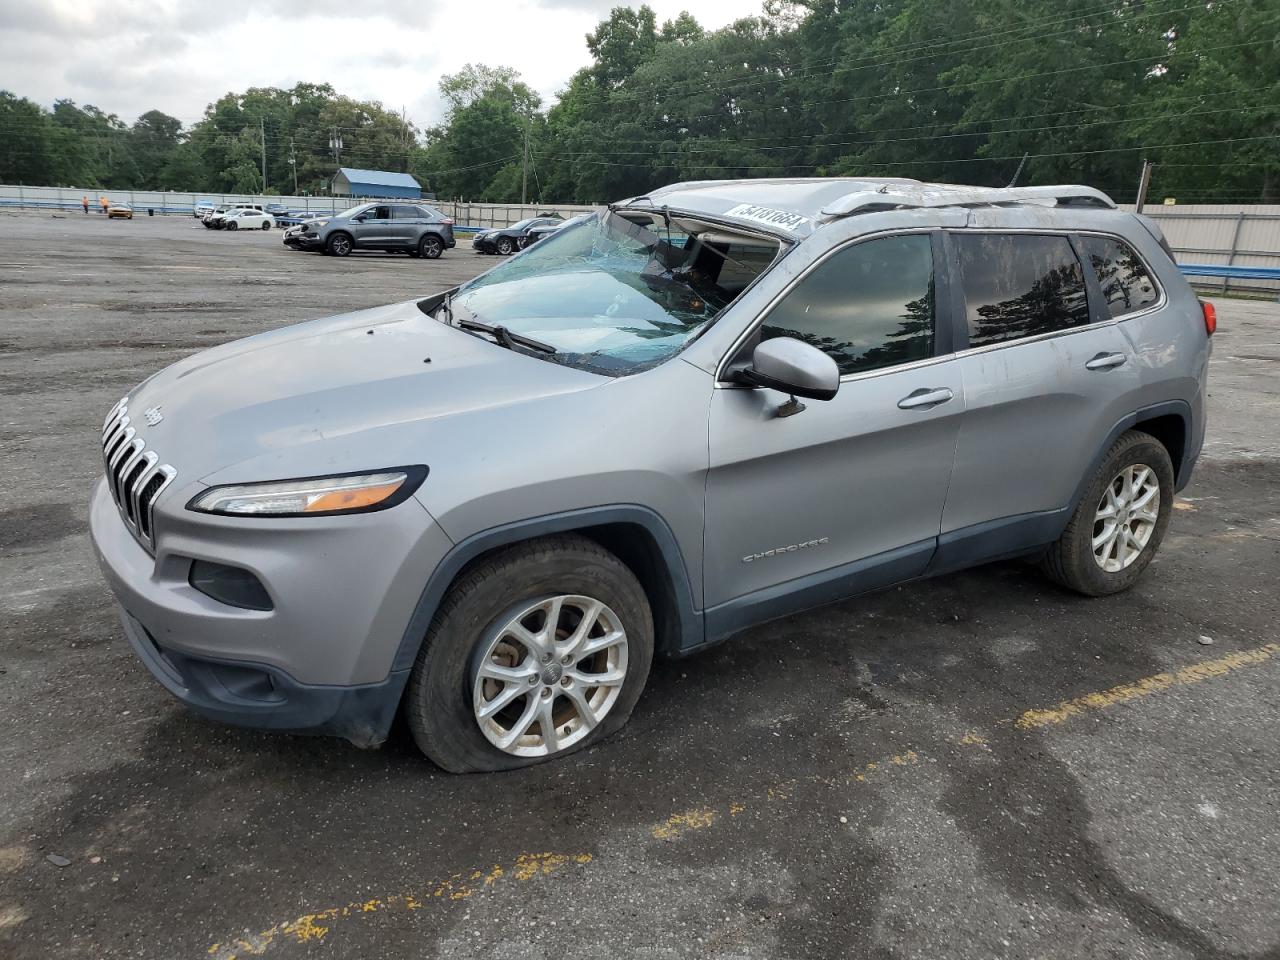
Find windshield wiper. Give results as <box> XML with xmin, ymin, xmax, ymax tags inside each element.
<box><xmin>456</xmin><ymin>317</ymin><xmax>557</xmax><ymax>354</ymax></box>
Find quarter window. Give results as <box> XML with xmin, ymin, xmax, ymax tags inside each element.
<box><xmin>760</xmin><ymin>233</ymin><xmax>935</xmax><ymax>376</ymax></box>
<box><xmin>1079</xmin><ymin>235</ymin><xmax>1159</xmax><ymax>317</ymax></box>
<box><xmin>955</xmin><ymin>234</ymin><xmax>1090</xmax><ymax>347</ymax></box>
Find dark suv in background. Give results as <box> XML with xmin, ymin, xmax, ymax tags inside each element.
<box><xmin>284</xmin><ymin>202</ymin><xmax>456</xmax><ymax>258</ymax></box>
<box><xmin>473</xmin><ymin>215</ymin><xmax>564</xmax><ymax>255</ymax></box>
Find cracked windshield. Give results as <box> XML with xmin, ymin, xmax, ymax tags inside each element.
<box><xmin>451</xmin><ymin>212</ymin><xmax>778</xmax><ymax>375</ymax></box>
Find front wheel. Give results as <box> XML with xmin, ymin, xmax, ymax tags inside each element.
<box><xmin>1041</xmin><ymin>430</ymin><xmax>1174</xmax><ymax>596</ymax></box>
<box><xmin>327</xmin><ymin>232</ymin><xmax>353</xmax><ymax>257</ymax></box>
<box><xmin>228</xmin><ymin>221</ymin><xmax>238</xmax><ymax>231</ymax></box>
<box><xmin>404</xmin><ymin>535</ymin><xmax>654</xmax><ymax>772</ymax></box>
<box><xmin>496</xmin><ymin>236</ymin><xmax>514</xmax><ymax>255</ymax></box>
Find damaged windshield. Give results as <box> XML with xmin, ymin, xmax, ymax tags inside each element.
<box><xmin>449</xmin><ymin>211</ymin><xmax>780</xmax><ymax>375</ymax></box>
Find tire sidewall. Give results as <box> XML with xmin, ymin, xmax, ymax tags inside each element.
<box><xmin>407</xmin><ymin>541</ymin><xmax>654</xmax><ymax>773</ymax></box>
<box><xmin>497</xmin><ymin>237</ymin><xmax>513</xmax><ymax>255</ymax></box>
<box><xmin>328</xmin><ymin>233</ymin><xmax>352</xmax><ymax>257</ymax></box>
<box><xmin>1062</xmin><ymin>433</ymin><xmax>1175</xmax><ymax>595</ymax></box>
<box><xmin>420</xmin><ymin>235</ymin><xmax>443</xmax><ymax>259</ymax></box>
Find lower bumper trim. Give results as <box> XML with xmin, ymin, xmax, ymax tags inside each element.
<box><xmin>119</xmin><ymin>607</ymin><xmax>405</xmax><ymax>747</ymax></box>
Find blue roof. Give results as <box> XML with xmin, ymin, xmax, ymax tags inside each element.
<box><xmin>336</xmin><ymin>168</ymin><xmax>420</xmax><ymax>189</ymax></box>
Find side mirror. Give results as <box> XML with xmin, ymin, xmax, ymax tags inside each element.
<box><xmin>740</xmin><ymin>337</ymin><xmax>840</xmax><ymax>406</ymax></box>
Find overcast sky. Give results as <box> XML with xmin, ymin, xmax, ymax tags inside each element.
<box><xmin>1</xmin><ymin>0</ymin><xmax>763</xmax><ymax>130</ymax></box>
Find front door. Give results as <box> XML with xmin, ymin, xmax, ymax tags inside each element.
<box><xmin>704</xmin><ymin>231</ymin><xmax>963</xmax><ymax>628</ymax></box>
<box><xmin>353</xmin><ymin>205</ymin><xmax>394</xmax><ymax>246</ymax></box>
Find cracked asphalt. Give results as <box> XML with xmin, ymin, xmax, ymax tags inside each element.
<box><xmin>1</xmin><ymin>213</ymin><xmax>1278</xmax><ymax>960</ymax></box>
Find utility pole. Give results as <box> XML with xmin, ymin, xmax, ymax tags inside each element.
<box><xmin>1135</xmin><ymin>159</ymin><xmax>1153</xmax><ymax>213</ymax></box>
<box><xmin>260</xmin><ymin>117</ymin><xmax>267</xmax><ymax>192</ymax></box>
<box><xmin>329</xmin><ymin>127</ymin><xmax>343</xmax><ymax>169</ymax></box>
<box><xmin>521</xmin><ymin>105</ymin><xmax>531</xmax><ymax>206</ymax></box>
<box><xmin>288</xmin><ymin>137</ymin><xmax>298</xmax><ymax>194</ymax></box>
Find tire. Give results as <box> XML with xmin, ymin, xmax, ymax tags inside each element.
<box><xmin>327</xmin><ymin>232</ymin><xmax>353</xmax><ymax>257</ymax></box>
<box><xmin>261</xmin><ymin>221</ymin><xmax>271</xmax><ymax>231</ymax></box>
<box><xmin>228</xmin><ymin>221</ymin><xmax>238</xmax><ymax>231</ymax></box>
<box><xmin>496</xmin><ymin>236</ymin><xmax>514</xmax><ymax>255</ymax></box>
<box><xmin>404</xmin><ymin>534</ymin><xmax>654</xmax><ymax>773</ymax></box>
<box><xmin>1041</xmin><ymin>429</ymin><xmax>1175</xmax><ymax>596</ymax></box>
<box><xmin>419</xmin><ymin>234</ymin><xmax>443</xmax><ymax>259</ymax></box>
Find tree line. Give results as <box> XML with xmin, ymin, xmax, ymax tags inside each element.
<box><xmin>2</xmin><ymin>0</ymin><xmax>1276</xmax><ymax>204</ymax></box>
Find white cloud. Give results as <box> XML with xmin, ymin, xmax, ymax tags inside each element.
<box><xmin>0</xmin><ymin>0</ymin><xmax>763</xmax><ymax>127</ymax></box>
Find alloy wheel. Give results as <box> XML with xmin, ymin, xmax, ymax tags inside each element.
<box><xmin>1093</xmin><ymin>463</ymin><xmax>1160</xmax><ymax>572</ymax></box>
<box><xmin>472</xmin><ymin>595</ymin><xmax>628</xmax><ymax>757</ymax></box>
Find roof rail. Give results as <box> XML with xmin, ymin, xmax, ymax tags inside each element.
<box><xmin>821</xmin><ymin>184</ymin><xmax>1116</xmax><ymax>218</ymax></box>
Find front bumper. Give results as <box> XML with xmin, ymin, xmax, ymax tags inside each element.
<box><xmin>284</xmin><ymin>233</ymin><xmax>323</xmax><ymax>250</ymax></box>
<box><xmin>89</xmin><ymin>477</ymin><xmax>453</xmax><ymax>744</ymax></box>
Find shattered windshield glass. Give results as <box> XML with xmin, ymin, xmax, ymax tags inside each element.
<box><xmin>451</xmin><ymin>212</ymin><xmax>778</xmax><ymax>375</ymax></box>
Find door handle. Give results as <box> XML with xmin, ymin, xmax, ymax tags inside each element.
<box><xmin>898</xmin><ymin>387</ymin><xmax>954</xmax><ymax>410</ymax></box>
<box><xmin>1085</xmin><ymin>352</ymin><xmax>1128</xmax><ymax>370</ymax></box>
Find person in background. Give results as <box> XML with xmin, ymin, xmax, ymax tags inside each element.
<box><xmin>99</xmin><ymin>196</ymin><xmax>109</xmax><ymax>215</ymax></box>
<box><xmin>82</xmin><ymin>195</ymin><xmax>89</xmax><ymax>215</ymax></box>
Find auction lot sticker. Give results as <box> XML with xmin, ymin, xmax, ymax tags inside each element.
<box><xmin>724</xmin><ymin>203</ymin><xmax>811</xmax><ymax>231</ymax></box>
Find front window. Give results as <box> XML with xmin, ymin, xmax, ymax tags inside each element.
<box><xmin>450</xmin><ymin>212</ymin><xmax>781</xmax><ymax>375</ymax></box>
<box><xmin>336</xmin><ymin>204</ymin><xmax>369</xmax><ymax>219</ymax></box>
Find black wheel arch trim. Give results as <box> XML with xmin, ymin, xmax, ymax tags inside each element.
<box><xmin>389</xmin><ymin>504</ymin><xmax>703</xmax><ymax>677</ymax></box>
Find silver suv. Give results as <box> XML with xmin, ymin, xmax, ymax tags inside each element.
<box><xmin>283</xmin><ymin>201</ymin><xmax>456</xmax><ymax>258</ymax></box>
<box><xmin>91</xmin><ymin>178</ymin><xmax>1212</xmax><ymax>771</ymax></box>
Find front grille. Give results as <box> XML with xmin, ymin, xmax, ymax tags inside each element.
<box><xmin>101</xmin><ymin>397</ymin><xmax>176</xmax><ymax>551</ymax></box>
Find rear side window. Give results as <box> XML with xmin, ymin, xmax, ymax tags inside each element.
<box><xmin>955</xmin><ymin>234</ymin><xmax>1090</xmax><ymax>348</ymax></box>
<box><xmin>760</xmin><ymin>233</ymin><xmax>935</xmax><ymax>376</ymax></box>
<box><xmin>392</xmin><ymin>205</ymin><xmax>420</xmax><ymax>219</ymax></box>
<box><xmin>1078</xmin><ymin>235</ymin><xmax>1159</xmax><ymax>317</ymax></box>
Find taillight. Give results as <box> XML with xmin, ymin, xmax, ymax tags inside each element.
<box><xmin>1201</xmin><ymin>300</ymin><xmax>1217</xmax><ymax>336</ymax></box>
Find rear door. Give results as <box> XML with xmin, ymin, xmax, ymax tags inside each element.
<box><xmin>704</xmin><ymin>231</ymin><xmax>964</xmax><ymax>617</ymax></box>
<box><xmin>938</xmin><ymin>231</ymin><xmax>1141</xmax><ymax>558</ymax></box>
<box><xmin>391</xmin><ymin>204</ymin><xmax>426</xmax><ymax>248</ymax></box>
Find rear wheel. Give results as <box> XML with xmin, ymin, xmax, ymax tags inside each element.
<box><xmin>261</xmin><ymin>221</ymin><xmax>271</xmax><ymax>230</ymax></box>
<box><xmin>404</xmin><ymin>534</ymin><xmax>654</xmax><ymax>772</ymax></box>
<box><xmin>419</xmin><ymin>234</ymin><xmax>443</xmax><ymax>259</ymax></box>
<box><xmin>327</xmin><ymin>232</ymin><xmax>353</xmax><ymax>257</ymax></box>
<box><xmin>1041</xmin><ymin>430</ymin><xmax>1174</xmax><ymax>596</ymax></box>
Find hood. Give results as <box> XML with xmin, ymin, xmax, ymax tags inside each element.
<box><xmin>125</xmin><ymin>299</ymin><xmax>606</xmax><ymax>485</ymax></box>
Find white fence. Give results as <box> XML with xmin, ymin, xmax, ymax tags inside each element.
<box><xmin>0</xmin><ymin>184</ymin><xmax>603</xmax><ymax>231</ymax></box>
<box><xmin>2</xmin><ymin>184</ymin><xmax>1276</xmax><ymax>287</ymax></box>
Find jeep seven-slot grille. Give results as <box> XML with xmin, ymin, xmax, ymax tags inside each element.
<box><xmin>101</xmin><ymin>398</ymin><xmax>176</xmax><ymax>551</ymax></box>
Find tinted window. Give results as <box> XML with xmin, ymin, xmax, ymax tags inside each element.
<box><xmin>392</xmin><ymin>205</ymin><xmax>421</xmax><ymax>219</ymax></box>
<box><xmin>956</xmin><ymin>234</ymin><xmax>1089</xmax><ymax>347</ymax></box>
<box><xmin>760</xmin><ymin>233</ymin><xmax>935</xmax><ymax>376</ymax></box>
<box><xmin>1079</xmin><ymin>235</ymin><xmax>1159</xmax><ymax>317</ymax></box>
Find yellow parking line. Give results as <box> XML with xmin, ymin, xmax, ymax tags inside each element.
<box><xmin>205</xmin><ymin>853</ymin><xmax>591</xmax><ymax>959</ymax></box>
<box><xmin>204</xmin><ymin>642</ymin><xmax>1279</xmax><ymax>956</ymax></box>
<box><xmin>1014</xmin><ymin>643</ymin><xmax>1280</xmax><ymax>729</ymax></box>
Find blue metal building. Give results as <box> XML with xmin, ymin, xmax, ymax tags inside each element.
<box><xmin>331</xmin><ymin>168</ymin><xmax>422</xmax><ymax>199</ymax></box>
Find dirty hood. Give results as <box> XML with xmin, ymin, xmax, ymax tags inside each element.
<box><xmin>121</xmin><ymin>299</ymin><xmax>606</xmax><ymax>485</ymax></box>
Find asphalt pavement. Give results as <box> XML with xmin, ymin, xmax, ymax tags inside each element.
<box><xmin>1</xmin><ymin>212</ymin><xmax>1277</xmax><ymax>960</ymax></box>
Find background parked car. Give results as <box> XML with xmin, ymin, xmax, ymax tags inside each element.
<box><xmin>264</xmin><ymin>203</ymin><xmax>289</xmax><ymax>217</ymax></box>
<box><xmin>107</xmin><ymin>203</ymin><xmax>133</xmax><ymax>220</ymax></box>
<box><xmin>284</xmin><ymin>202</ymin><xmax>455</xmax><ymax>258</ymax></box>
<box><xmin>222</xmin><ymin>209</ymin><xmax>274</xmax><ymax>231</ymax></box>
<box><xmin>206</xmin><ymin>204</ymin><xmax>265</xmax><ymax>229</ymax></box>
<box><xmin>522</xmin><ymin>214</ymin><xmax>590</xmax><ymax>248</ymax></box>
<box><xmin>193</xmin><ymin>200</ymin><xmax>215</xmax><ymax>219</ymax></box>
<box><xmin>473</xmin><ymin>215</ymin><xmax>564</xmax><ymax>255</ymax></box>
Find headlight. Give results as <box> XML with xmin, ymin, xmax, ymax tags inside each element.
<box><xmin>189</xmin><ymin>467</ymin><xmax>427</xmax><ymax>517</ymax></box>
